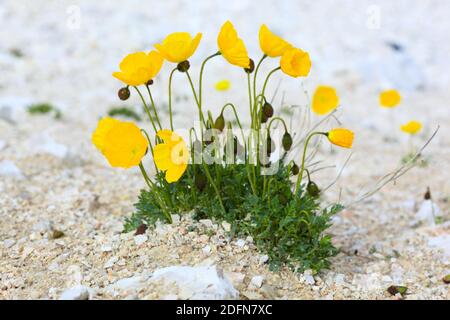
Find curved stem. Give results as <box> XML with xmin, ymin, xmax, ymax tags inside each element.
<box><xmin>168</xmin><ymin>68</ymin><xmax>177</xmax><ymax>131</ymax></box>
<box><xmin>220</xmin><ymin>103</ymin><xmax>246</xmax><ymax>147</ymax></box>
<box><xmin>260</xmin><ymin>67</ymin><xmax>281</xmax><ymax>110</ymax></box>
<box><xmin>199</xmin><ymin>52</ymin><xmax>221</xmax><ymax>107</ymax></box>
<box><xmin>134</xmin><ymin>86</ymin><xmax>158</xmax><ymax>134</ymax></box>
<box><xmin>253</xmin><ymin>54</ymin><xmax>267</xmax><ymax>108</ymax></box>
<box><xmin>295</xmin><ymin>132</ymin><xmax>326</xmax><ymax>193</ymax></box>
<box><xmin>145</xmin><ymin>85</ymin><xmax>162</xmax><ymax>129</ymax></box>
<box><xmin>267</xmin><ymin>116</ymin><xmax>288</xmax><ymax>132</ymax></box>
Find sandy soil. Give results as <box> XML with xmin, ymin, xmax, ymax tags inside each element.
<box><xmin>0</xmin><ymin>0</ymin><xmax>449</xmax><ymax>299</ymax></box>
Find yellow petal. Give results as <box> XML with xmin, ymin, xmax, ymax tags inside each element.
<box><xmin>380</xmin><ymin>89</ymin><xmax>401</xmax><ymax>108</ymax></box>
<box><xmin>259</xmin><ymin>24</ymin><xmax>292</xmax><ymax>57</ymax></box>
<box><xmin>218</xmin><ymin>21</ymin><xmax>238</xmax><ymax>52</ymax></box>
<box><xmin>165</xmin><ymin>162</ymin><xmax>187</xmax><ymax>183</ymax></box>
<box><xmin>153</xmin><ymin>143</ymin><xmax>173</xmax><ymax>171</ymax></box>
<box><xmin>280</xmin><ymin>48</ymin><xmax>311</xmax><ymax>78</ymax></box>
<box><xmin>400</xmin><ymin>121</ymin><xmax>422</xmax><ymax>135</ymax></box>
<box><xmin>215</xmin><ymin>79</ymin><xmax>231</xmax><ymax>91</ymax></box>
<box><xmin>147</xmin><ymin>50</ymin><xmax>164</xmax><ymax>78</ymax></box>
<box><xmin>327</xmin><ymin>128</ymin><xmax>354</xmax><ymax>149</ymax></box>
<box><xmin>155</xmin><ymin>32</ymin><xmax>201</xmax><ymax>63</ymax></box>
<box><xmin>312</xmin><ymin>86</ymin><xmax>339</xmax><ymax>115</ymax></box>
<box><xmin>222</xmin><ymin>39</ymin><xmax>250</xmax><ymax>68</ymax></box>
<box><xmin>92</xmin><ymin>117</ymin><xmax>119</xmax><ymax>152</ymax></box>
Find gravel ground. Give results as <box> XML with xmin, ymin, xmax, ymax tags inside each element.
<box><xmin>1</xmin><ymin>0</ymin><xmax>449</xmax><ymax>299</ymax></box>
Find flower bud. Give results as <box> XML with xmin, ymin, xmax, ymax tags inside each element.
<box><xmin>214</xmin><ymin>113</ymin><xmax>225</xmax><ymax>132</ymax></box>
<box><xmin>307</xmin><ymin>181</ymin><xmax>320</xmax><ymax>197</ymax></box>
<box><xmin>177</xmin><ymin>60</ymin><xmax>190</xmax><ymax>72</ymax></box>
<box><xmin>118</xmin><ymin>87</ymin><xmax>130</xmax><ymax>100</ymax></box>
<box><xmin>194</xmin><ymin>172</ymin><xmax>207</xmax><ymax>191</ymax></box>
<box><xmin>291</xmin><ymin>163</ymin><xmax>299</xmax><ymax>175</ymax></box>
<box><xmin>262</xmin><ymin>102</ymin><xmax>274</xmax><ymax>118</ymax></box>
<box><xmin>266</xmin><ymin>135</ymin><xmax>275</xmax><ymax>156</ymax></box>
<box><xmin>244</xmin><ymin>59</ymin><xmax>255</xmax><ymax>74</ymax></box>
<box><xmin>146</xmin><ymin>79</ymin><xmax>154</xmax><ymax>86</ymax></box>
<box><xmin>261</xmin><ymin>112</ymin><xmax>268</xmax><ymax>124</ymax></box>
<box><xmin>282</xmin><ymin>132</ymin><xmax>293</xmax><ymax>151</ymax></box>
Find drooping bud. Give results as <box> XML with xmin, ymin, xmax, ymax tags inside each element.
<box><xmin>307</xmin><ymin>181</ymin><xmax>320</xmax><ymax>197</ymax></box>
<box><xmin>146</xmin><ymin>79</ymin><xmax>154</xmax><ymax>86</ymax></box>
<box><xmin>118</xmin><ymin>87</ymin><xmax>130</xmax><ymax>100</ymax></box>
<box><xmin>262</xmin><ymin>102</ymin><xmax>274</xmax><ymax>118</ymax></box>
<box><xmin>282</xmin><ymin>132</ymin><xmax>293</xmax><ymax>151</ymax></box>
<box><xmin>244</xmin><ymin>58</ymin><xmax>255</xmax><ymax>74</ymax></box>
<box><xmin>266</xmin><ymin>134</ymin><xmax>275</xmax><ymax>156</ymax></box>
<box><xmin>194</xmin><ymin>172</ymin><xmax>207</xmax><ymax>191</ymax></box>
<box><xmin>291</xmin><ymin>163</ymin><xmax>299</xmax><ymax>175</ymax></box>
<box><xmin>214</xmin><ymin>113</ymin><xmax>225</xmax><ymax>132</ymax></box>
<box><xmin>261</xmin><ymin>112</ymin><xmax>268</xmax><ymax>124</ymax></box>
<box><xmin>177</xmin><ymin>60</ymin><xmax>190</xmax><ymax>72</ymax></box>
<box><xmin>424</xmin><ymin>187</ymin><xmax>431</xmax><ymax>200</ymax></box>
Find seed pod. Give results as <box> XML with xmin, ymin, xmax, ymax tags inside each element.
<box><xmin>261</xmin><ymin>112</ymin><xmax>268</xmax><ymax>124</ymax></box>
<box><xmin>307</xmin><ymin>181</ymin><xmax>320</xmax><ymax>197</ymax></box>
<box><xmin>424</xmin><ymin>187</ymin><xmax>431</xmax><ymax>200</ymax></box>
<box><xmin>387</xmin><ymin>285</ymin><xmax>408</xmax><ymax>296</ymax></box>
<box><xmin>177</xmin><ymin>60</ymin><xmax>190</xmax><ymax>72</ymax></box>
<box><xmin>214</xmin><ymin>113</ymin><xmax>225</xmax><ymax>132</ymax></box>
<box><xmin>262</xmin><ymin>102</ymin><xmax>274</xmax><ymax>118</ymax></box>
<box><xmin>282</xmin><ymin>132</ymin><xmax>293</xmax><ymax>151</ymax></box>
<box><xmin>118</xmin><ymin>87</ymin><xmax>130</xmax><ymax>100</ymax></box>
<box><xmin>266</xmin><ymin>135</ymin><xmax>275</xmax><ymax>156</ymax></box>
<box><xmin>146</xmin><ymin>79</ymin><xmax>154</xmax><ymax>86</ymax></box>
<box><xmin>244</xmin><ymin>59</ymin><xmax>255</xmax><ymax>74</ymax></box>
<box><xmin>291</xmin><ymin>163</ymin><xmax>299</xmax><ymax>175</ymax></box>
<box><xmin>194</xmin><ymin>172</ymin><xmax>207</xmax><ymax>191</ymax></box>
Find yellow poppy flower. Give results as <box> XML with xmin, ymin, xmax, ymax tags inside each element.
<box><xmin>259</xmin><ymin>24</ymin><xmax>292</xmax><ymax>57</ymax></box>
<box><xmin>217</xmin><ymin>21</ymin><xmax>250</xmax><ymax>68</ymax></box>
<box><xmin>327</xmin><ymin>128</ymin><xmax>354</xmax><ymax>148</ymax></box>
<box><xmin>153</xmin><ymin>130</ymin><xmax>189</xmax><ymax>183</ymax></box>
<box><xmin>312</xmin><ymin>86</ymin><xmax>339</xmax><ymax>115</ymax></box>
<box><xmin>215</xmin><ymin>79</ymin><xmax>231</xmax><ymax>91</ymax></box>
<box><xmin>92</xmin><ymin>117</ymin><xmax>148</xmax><ymax>168</ymax></box>
<box><xmin>113</xmin><ymin>51</ymin><xmax>164</xmax><ymax>86</ymax></box>
<box><xmin>400</xmin><ymin>121</ymin><xmax>422</xmax><ymax>135</ymax></box>
<box><xmin>379</xmin><ymin>89</ymin><xmax>401</xmax><ymax>108</ymax></box>
<box><xmin>280</xmin><ymin>47</ymin><xmax>311</xmax><ymax>78</ymax></box>
<box><xmin>155</xmin><ymin>32</ymin><xmax>202</xmax><ymax>63</ymax></box>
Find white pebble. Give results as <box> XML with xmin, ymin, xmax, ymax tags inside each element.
<box><xmin>59</xmin><ymin>285</ymin><xmax>90</xmax><ymax>300</ymax></box>
<box><xmin>3</xmin><ymin>238</ymin><xmax>16</xmax><ymax>248</ymax></box>
<box><xmin>236</xmin><ymin>239</ymin><xmax>246</xmax><ymax>248</ymax></box>
<box><xmin>250</xmin><ymin>275</ymin><xmax>265</xmax><ymax>288</ymax></box>
<box><xmin>221</xmin><ymin>221</ymin><xmax>231</xmax><ymax>232</ymax></box>
<box><xmin>134</xmin><ymin>234</ymin><xmax>148</xmax><ymax>246</ymax></box>
<box><xmin>0</xmin><ymin>160</ymin><xmax>23</xmax><ymax>179</ymax></box>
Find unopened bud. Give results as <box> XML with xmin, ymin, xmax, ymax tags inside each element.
<box><xmin>214</xmin><ymin>113</ymin><xmax>225</xmax><ymax>132</ymax></box>
<box><xmin>118</xmin><ymin>87</ymin><xmax>130</xmax><ymax>100</ymax></box>
<box><xmin>262</xmin><ymin>102</ymin><xmax>274</xmax><ymax>118</ymax></box>
<box><xmin>282</xmin><ymin>132</ymin><xmax>293</xmax><ymax>151</ymax></box>
<box><xmin>261</xmin><ymin>112</ymin><xmax>268</xmax><ymax>124</ymax></box>
<box><xmin>291</xmin><ymin>163</ymin><xmax>299</xmax><ymax>175</ymax></box>
<box><xmin>307</xmin><ymin>181</ymin><xmax>320</xmax><ymax>197</ymax></box>
<box><xmin>244</xmin><ymin>59</ymin><xmax>255</xmax><ymax>74</ymax></box>
<box><xmin>146</xmin><ymin>79</ymin><xmax>154</xmax><ymax>86</ymax></box>
<box><xmin>177</xmin><ymin>60</ymin><xmax>190</xmax><ymax>72</ymax></box>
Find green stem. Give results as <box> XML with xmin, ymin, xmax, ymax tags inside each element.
<box><xmin>168</xmin><ymin>68</ymin><xmax>177</xmax><ymax>131</ymax></box>
<box><xmin>295</xmin><ymin>132</ymin><xmax>326</xmax><ymax>193</ymax></box>
<box><xmin>202</xmin><ymin>162</ymin><xmax>226</xmax><ymax>214</ymax></box>
<box><xmin>134</xmin><ymin>87</ymin><xmax>158</xmax><ymax>133</ymax></box>
<box><xmin>145</xmin><ymin>85</ymin><xmax>162</xmax><ymax>129</ymax></box>
<box><xmin>253</xmin><ymin>54</ymin><xmax>267</xmax><ymax>110</ymax></box>
<box><xmin>199</xmin><ymin>52</ymin><xmax>221</xmax><ymax>107</ymax></box>
<box><xmin>267</xmin><ymin>116</ymin><xmax>288</xmax><ymax>132</ymax></box>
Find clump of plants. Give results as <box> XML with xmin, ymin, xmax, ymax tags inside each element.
<box><xmin>92</xmin><ymin>22</ymin><xmax>425</xmax><ymax>273</ymax></box>
<box><xmin>27</xmin><ymin>103</ymin><xmax>62</xmax><ymax>119</ymax></box>
<box><xmin>107</xmin><ymin>106</ymin><xmax>142</xmax><ymax>121</ymax></box>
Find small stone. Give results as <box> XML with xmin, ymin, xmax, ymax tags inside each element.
<box><xmin>134</xmin><ymin>234</ymin><xmax>148</xmax><ymax>246</ymax></box>
<box><xmin>199</xmin><ymin>219</ymin><xmax>214</xmax><ymax>229</ymax></box>
<box><xmin>59</xmin><ymin>285</ymin><xmax>90</xmax><ymax>300</ymax></box>
<box><xmin>202</xmin><ymin>245</ymin><xmax>211</xmax><ymax>255</ymax></box>
<box><xmin>100</xmin><ymin>244</ymin><xmax>113</xmax><ymax>252</ymax></box>
<box><xmin>250</xmin><ymin>275</ymin><xmax>264</xmax><ymax>288</ymax></box>
<box><xmin>259</xmin><ymin>255</ymin><xmax>269</xmax><ymax>265</ymax></box>
<box><xmin>33</xmin><ymin>219</ymin><xmax>53</xmax><ymax>234</ymax></box>
<box><xmin>134</xmin><ymin>224</ymin><xmax>147</xmax><ymax>235</ymax></box>
<box><xmin>3</xmin><ymin>238</ymin><xmax>16</xmax><ymax>248</ymax></box>
<box><xmin>245</xmin><ymin>236</ymin><xmax>253</xmax><ymax>244</ymax></box>
<box><xmin>335</xmin><ymin>274</ymin><xmax>345</xmax><ymax>286</ymax></box>
<box><xmin>225</xmin><ymin>272</ymin><xmax>245</xmax><ymax>287</ymax></box>
<box><xmin>0</xmin><ymin>160</ymin><xmax>23</xmax><ymax>179</ymax></box>
<box><xmin>104</xmin><ymin>256</ymin><xmax>118</xmax><ymax>269</ymax></box>
<box><xmin>236</xmin><ymin>239</ymin><xmax>246</xmax><ymax>248</ymax></box>
<box><xmin>221</xmin><ymin>221</ymin><xmax>231</xmax><ymax>232</ymax></box>
<box><xmin>171</xmin><ymin>214</ymin><xmax>181</xmax><ymax>224</ymax></box>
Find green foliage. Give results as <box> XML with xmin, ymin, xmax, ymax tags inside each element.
<box><xmin>401</xmin><ymin>152</ymin><xmax>428</xmax><ymax>167</ymax></box>
<box><xmin>124</xmin><ymin>163</ymin><xmax>343</xmax><ymax>273</ymax></box>
<box><xmin>27</xmin><ymin>103</ymin><xmax>62</xmax><ymax>119</ymax></box>
<box><xmin>107</xmin><ymin>106</ymin><xmax>142</xmax><ymax>121</ymax></box>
